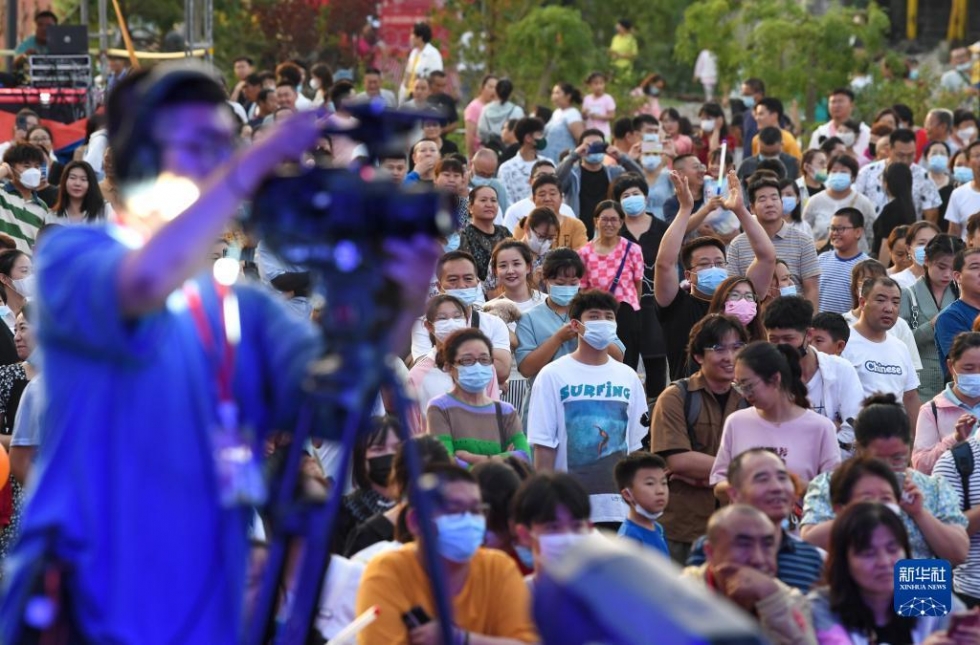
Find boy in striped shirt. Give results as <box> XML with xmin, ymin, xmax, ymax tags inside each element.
<box><xmin>817</xmin><ymin>207</ymin><xmax>868</xmax><ymax>314</ymax></box>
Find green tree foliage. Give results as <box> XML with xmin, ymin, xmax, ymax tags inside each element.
<box><xmin>497</xmin><ymin>6</ymin><xmax>598</xmax><ymax>105</ymax></box>
<box><xmin>676</xmin><ymin>0</ymin><xmax>890</xmax><ymax>124</ymax></box>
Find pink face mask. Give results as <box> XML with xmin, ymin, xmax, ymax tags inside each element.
<box><xmin>725</xmin><ymin>299</ymin><xmax>757</xmax><ymax>326</ymax></box>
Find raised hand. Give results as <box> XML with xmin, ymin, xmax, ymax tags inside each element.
<box><xmin>668</xmin><ymin>171</ymin><xmax>693</xmax><ymax>211</ymax></box>
<box><xmin>721</xmin><ymin>169</ymin><xmax>743</xmax><ymax>212</ymax></box>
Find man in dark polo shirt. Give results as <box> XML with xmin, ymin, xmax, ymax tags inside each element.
<box><xmin>654</xmin><ymin>170</ymin><xmax>776</xmax><ymax>380</ymax></box>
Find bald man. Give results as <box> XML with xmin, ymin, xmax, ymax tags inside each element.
<box><xmin>470</xmin><ymin>148</ymin><xmax>510</xmax><ymax>217</ymax></box>
<box><xmin>682</xmin><ymin>505</ymin><xmax>816</xmax><ymax>645</ymax></box>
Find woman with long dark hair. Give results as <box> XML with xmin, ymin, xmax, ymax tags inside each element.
<box><xmin>892</xmin><ymin>221</ymin><xmax>941</xmax><ymax>290</ymax></box>
<box><xmin>899</xmin><ymin>234</ymin><xmax>964</xmax><ymax>402</ymax></box>
<box><xmin>695</xmin><ymin>102</ymin><xmax>735</xmax><ymax>166</ymax></box>
<box><xmin>809</xmin><ymin>502</ymin><xmax>966</xmax><ymax>644</ymax></box>
<box><xmin>710</xmin><ymin>342</ymin><xmax>840</xmax><ymax>499</ymax></box>
<box><xmin>873</xmin><ymin>162</ymin><xmax>916</xmax><ymax>260</ymax></box>
<box><xmin>658</xmin><ymin>107</ymin><xmax>693</xmax><ymax>157</ymax></box>
<box><xmin>779</xmin><ymin>178</ymin><xmax>813</xmax><ymax>240</ymax></box>
<box><xmin>47</xmin><ymin>160</ymin><xmax>112</xmax><ymax>224</ymax></box>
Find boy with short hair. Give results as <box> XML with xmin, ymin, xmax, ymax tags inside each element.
<box><xmin>817</xmin><ymin>207</ymin><xmax>868</xmax><ymax>314</ymax></box>
<box><xmin>809</xmin><ymin>311</ymin><xmax>849</xmax><ymax>356</ymax></box>
<box><xmin>614</xmin><ymin>452</ymin><xmax>669</xmax><ymax>555</ymax></box>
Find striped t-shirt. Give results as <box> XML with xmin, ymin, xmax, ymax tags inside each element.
<box><xmin>817</xmin><ymin>251</ymin><xmax>869</xmax><ymax>314</ymax></box>
<box><xmin>426</xmin><ymin>393</ymin><xmax>530</xmax><ymax>461</ymax></box>
<box><xmin>933</xmin><ymin>439</ymin><xmax>980</xmax><ymax>599</ymax></box>
<box><xmin>0</xmin><ymin>183</ymin><xmax>45</xmax><ymax>252</ymax></box>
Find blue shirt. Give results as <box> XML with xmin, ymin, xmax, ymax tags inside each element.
<box><xmin>936</xmin><ymin>299</ymin><xmax>980</xmax><ymax>380</ymax></box>
<box><xmin>0</xmin><ymin>226</ymin><xmax>321</xmax><ymax>643</ymax></box>
<box><xmin>617</xmin><ymin>518</ymin><xmax>669</xmax><ymax>556</ymax></box>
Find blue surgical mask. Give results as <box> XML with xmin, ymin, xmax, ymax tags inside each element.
<box><xmin>515</xmin><ymin>544</ymin><xmax>535</xmax><ymax>570</ymax></box>
<box><xmin>913</xmin><ymin>246</ymin><xmax>926</xmax><ymax>266</ymax></box>
<box><xmin>779</xmin><ymin>284</ymin><xmax>798</xmax><ymax>297</ymax></box>
<box><xmin>641</xmin><ymin>155</ymin><xmax>662</xmax><ymax>171</ymax></box>
<box><xmin>444</xmin><ymin>232</ymin><xmax>461</xmax><ymax>253</ymax></box>
<box><xmin>955</xmin><ymin>167</ymin><xmax>975</xmax><ymax>184</ymax></box>
<box><xmin>446</xmin><ymin>286</ymin><xmax>480</xmax><ymax>307</ymax></box>
<box><xmin>741</xmin><ymin>95</ymin><xmax>756</xmax><ymax>109</ymax></box>
<box><xmin>909</xmin><ymin>68</ymin><xmax>920</xmax><ymax>80</ymax></box>
<box><xmin>826</xmin><ymin>172</ymin><xmax>853</xmax><ymax>192</ymax></box>
<box><xmin>957</xmin><ymin>373</ymin><xmax>980</xmax><ymax>398</ymax></box>
<box><xmin>585</xmin><ymin>153</ymin><xmax>605</xmax><ymax>165</ymax></box>
<box><xmin>927</xmin><ymin>155</ymin><xmax>949</xmax><ymax>174</ymax></box>
<box><xmin>435</xmin><ymin>513</ymin><xmax>486</xmax><ymax>563</ymax></box>
<box><xmin>549</xmin><ymin>284</ymin><xmax>579</xmax><ymax>306</ymax></box>
<box><xmin>456</xmin><ymin>362</ymin><xmax>494</xmax><ymax>393</ymax></box>
<box><xmin>471</xmin><ymin>176</ymin><xmax>492</xmax><ymax>187</ymax></box>
<box><xmin>781</xmin><ymin>196</ymin><xmax>798</xmax><ymax>215</ymax></box>
<box><xmin>694</xmin><ymin>266</ymin><xmax>727</xmax><ymax>296</ymax></box>
<box><xmin>579</xmin><ymin>320</ymin><xmax>618</xmax><ymax>350</ymax></box>
<box><xmin>621</xmin><ymin>195</ymin><xmax>646</xmax><ymax>217</ymax></box>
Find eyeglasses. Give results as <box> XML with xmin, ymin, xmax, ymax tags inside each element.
<box><xmin>704</xmin><ymin>342</ymin><xmax>746</xmax><ymax>355</ymax></box>
<box><xmin>456</xmin><ymin>356</ymin><xmax>493</xmax><ymax>367</ymax></box>
<box><xmin>440</xmin><ymin>503</ymin><xmax>490</xmax><ymax>516</ymax></box>
<box><xmin>732</xmin><ymin>378</ymin><xmax>762</xmax><ymax>395</ymax></box>
<box><xmin>829</xmin><ymin>226</ymin><xmax>855</xmax><ymax>233</ymax></box>
<box><xmin>727</xmin><ymin>292</ymin><xmax>756</xmax><ymax>302</ymax></box>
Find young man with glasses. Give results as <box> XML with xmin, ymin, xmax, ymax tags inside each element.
<box><xmin>650</xmin><ymin>314</ymin><xmax>749</xmax><ymax>564</ymax></box>
<box><xmin>356</xmin><ymin>464</ymin><xmax>538</xmax><ymax>644</ymax></box>
<box><xmin>528</xmin><ymin>289</ymin><xmax>645</xmax><ymax>529</ymax></box>
<box><xmin>817</xmin><ymin>207</ymin><xmax>868</xmax><ymax>314</ymax></box>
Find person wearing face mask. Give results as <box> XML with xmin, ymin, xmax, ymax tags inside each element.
<box><xmin>556</xmin><ymin>129</ymin><xmax>643</xmax><ymax>239</ymax></box>
<box><xmin>801</xmin><ymin>393</ymin><xmax>969</xmax><ymax>562</ymax></box>
<box><xmin>516</xmin><ymin>207</ymin><xmax>559</xmax><ymax>285</ymax></box>
<box><xmin>498</xmin><ymin>118</ymin><xmax>551</xmax><ymax>208</ymax></box>
<box><xmin>803</xmin><ymin>154</ymin><xmax>875</xmax><ymax>253</ymax></box>
<box><xmin>796</xmin><ymin>149</ymin><xmax>827</xmax><ymax>208</ymax></box>
<box><xmin>0</xmin><ymin>250</ymin><xmax>34</xmax><ymax>363</ymax></box>
<box><xmin>899</xmin><ymin>234</ymin><xmax>964</xmax><ymax>404</ymax></box>
<box><xmin>947</xmin><ymin>142</ymin><xmax>980</xmax><ymax>240</ymax></box>
<box><xmin>954</xmin><ymin>110</ymin><xmax>980</xmax><ymax>151</ymax></box>
<box><xmin>914</xmin><ymin>332</ymin><xmax>980</xmax><ymax>476</ymax></box>
<box><xmin>0</xmin><ymin>144</ymin><xmax>49</xmax><ymax>253</ymax></box>
<box><xmin>472</xmin><ymin>460</ymin><xmax>531</xmax><ymax>575</ymax></box>
<box><xmin>410</xmin><ymin>252</ymin><xmax>512</xmax><ymax>388</ymax></box>
<box><xmin>331</xmin><ymin>416</ymin><xmax>402</xmax><ymax>554</ymax></box>
<box><xmin>656</xmin><ymin>171</ymin><xmax>776</xmax><ymax>381</ymax></box>
<box><xmin>854</xmin><ymin>129</ymin><xmax>942</xmax><ymax>226</ymax></box>
<box><xmin>515</xmin><ymin>250</ymin><xmax>625</xmax><ymax>422</ymax></box>
<box><xmin>778</xmin><ymin>179</ymin><xmax>813</xmax><ymax>242</ymax></box>
<box><xmin>614</xmin><ymin>451</ymin><xmax>670</xmax><ymax>555</ymax></box>
<box><xmin>940</xmin><ymin>48</ymin><xmax>978</xmax><ymax>95</ymax></box>
<box><xmin>528</xmin><ymin>289</ymin><xmax>646</xmax><ymax>527</ymax></box>
<box><xmin>763</xmin><ymin>296</ymin><xmax>864</xmax><ymax>459</ymax></box>
<box><xmin>710</xmin><ymin>342</ymin><xmax>840</xmax><ymax>503</ymax></box>
<box><xmin>355</xmin><ymin>464</ymin><xmax>539</xmax><ymax>645</ymax></box>
<box><xmin>612</xmin><ymin>173</ymin><xmax>669</xmax><ymax>398</ymax></box>
<box><xmin>427</xmin><ymin>328</ymin><xmax>529</xmax><ymax>466</ymax></box>
<box><xmin>409</xmin><ymin>295</ymin><xmax>501</xmax><ymax>433</ymax></box>
<box><xmin>766</xmin><ymin>259</ymin><xmax>799</xmax><ymax>302</ymax></box>
<box><xmin>511</xmin><ymin>471</ymin><xmax>595</xmax><ymax>586</ymax></box>
<box><xmin>694</xmin><ymin>102</ymin><xmax>735</xmax><ymax>167</ymax></box>
<box><xmin>707</xmin><ymin>278</ymin><xmax>765</xmax><ymax>343</ymax></box>
<box><xmin>923</xmin><ymin>140</ymin><xmax>954</xmax><ymax>219</ymax></box>
<box><xmin>687</xmin><ymin>449</ymin><xmax>825</xmax><ymax>594</ymax></box>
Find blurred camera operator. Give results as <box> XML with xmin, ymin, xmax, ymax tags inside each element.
<box><xmin>0</xmin><ymin>62</ymin><xmax>440</xmax><ymax>643</ymax></box>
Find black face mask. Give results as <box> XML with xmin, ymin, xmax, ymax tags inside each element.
<box><xmin>868</xmin><ymin>141</ymin><xmax>877</xmax><ymax>158</ymax></box>
<box><xmin>367</xmin><ymin>454</ymin><xmax>394</xmax><ymax>487</ymax></box>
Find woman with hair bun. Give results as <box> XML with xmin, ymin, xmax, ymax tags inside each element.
<box><xmin>709</xmin><ymin>341</ymin><xmax>840</xmax><ymax>501</ymax></box>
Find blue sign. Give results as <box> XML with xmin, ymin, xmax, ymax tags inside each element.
<box><xmin>894</xmin><ymin>559</ymin><xmax>952</xmax><ymax>617</ymax></box>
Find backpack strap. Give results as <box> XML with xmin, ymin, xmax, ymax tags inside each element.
<box><xmin>931</xmin><ymin>400</ymin><xmax>938</xmax><ymax>423</ymax></box>
<box><xmin>672</xmin><ymin>378</ymin><xmax>704</xmax><ymax>452</ymax></box>
<box><xmin>494</xmin><ymin>401</ymin><xmax>508</xmax><ymax>452</ymax></box>
<box><xmin>952</xmin><ymin>441</ymin><xmax>975</xmax><ymax>512</ymax></box>
<box><xmin>470</xmin><ymin>309</ymin><xmax>480</xmax><ymax>329</ymax></box>
<box><xmin>608</xmin><ymin>240</ymin><xmax>633</xmax><ymax>294</ymax></box>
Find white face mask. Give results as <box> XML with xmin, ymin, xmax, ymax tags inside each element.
<box><xmin>700</xmin><ymin>119</ymin><xmax>716</xmax><ymax>134</ymax></box>
<box><xmin>432</xmin><ymin>317</ymin><xmax>466</xmax><ymax>342</ymax></box>
<box><xmin>19</xmin><ymin>167</ymin><xmax>41</xmax><ymax>190</ymax></box>
<box><xmin>12</xmin><ymin>275</ymin><xmax>35</xmax><ymax>299</ymax></box>
<box><xmin>310</xmin><ymin>78</ymin><xmax>321</xmax><ymax>91</ymax></box>
<box><xmin>537</xmin><ymin>532</ymin><xmax>590</xmax><ymax>567</ymax></box>
<box><xmin>526</xmin><ymin>233</ymin><xmax>552</xmax><ymax>256</ymax></box>
<box><xmin>838</xmin><ymin>131</ymin><xmax>856</xmax><ymax>148</ymax></box>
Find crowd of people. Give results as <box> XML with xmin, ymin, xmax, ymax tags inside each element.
<box><xmin>4</xmin><ymin>13</ymin><xmax>980</xmax><ymax>645</ymax></box>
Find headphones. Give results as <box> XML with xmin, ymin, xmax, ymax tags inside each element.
<box><xmin>111</xmin><ymin>61</ymin><xmax>223</xmax><ymax>189</ymax></box>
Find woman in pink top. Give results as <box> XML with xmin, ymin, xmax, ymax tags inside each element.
<box><xmin>710</xmin><ymin>341</ymin><xmax>840</xmax><ymax>500</ymax></box>
<box><xmin>577</xmin><ymin>200</ymin><xmax>644</xmax><ymax>367</ymax></box>
<box><xmin>913</xmin><ymin>332</ymin><xmax>980</xmax><ymax>474</ymax></box>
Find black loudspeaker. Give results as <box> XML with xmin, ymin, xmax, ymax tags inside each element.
<box><xmin>533</xmin><ymin>536</ymin><xmax>768</xmax><ymax>645</ymax></box>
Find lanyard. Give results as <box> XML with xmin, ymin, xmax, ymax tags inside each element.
<box><xmin>183</xmin><ymin>280</ymin><xmax>238</xmax><ymax>404</ymax></box>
